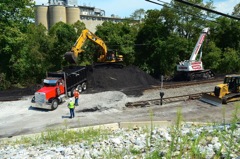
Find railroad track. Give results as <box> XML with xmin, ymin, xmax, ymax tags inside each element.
<box><xmin>122</xmin><ymin>77</ymin><xmax>223</xmax><ymax>96</ymax></box>
<box><xmin>125</xmin><ymin>77</ymin><xmax>224</xmax><ymax>108</ymax></box>
<box><xmin>125</xmin><ymin>92</ymin><xmax>210</xmax><ymax>108</ymax></box>
<box><xmin>155</xmin><ymin>77</ymin><xmax>223</xmax><ymax>89</ymax></box>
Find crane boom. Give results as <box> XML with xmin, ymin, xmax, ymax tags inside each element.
<box><xmin>64</xmin><ymin>29</ymin><xmax>108</xmax><ymax>64</ymax></box>
<box><xmin>176</xmin><ymin>27</ymin><xmax>214</xmax><ymax>80</ymax></box>
<box><xmin>189</xmin><ymin>27</ymin><xmax>209</xmax><ymax>61</ymax></box>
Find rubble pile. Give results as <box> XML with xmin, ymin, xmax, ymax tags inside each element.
<box><xmin>86</xmin><ymin>65</ymin><xmax>160</xmax><ymax>95</ymax></box>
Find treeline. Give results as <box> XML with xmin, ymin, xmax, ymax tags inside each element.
<box><xmin>0</xmin><ymin>0</ymin><xmax>240</xmax><ymax>90</ymax></box>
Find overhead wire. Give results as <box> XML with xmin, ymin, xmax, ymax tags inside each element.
<box><xmin>174</xmin><ymin>0</ymin><xmax>240</xmax><ymax>21</ymax></box>
<box><xmin>145</xmin><ymin>0</ymin><xmax>219</xmax><ymax>24</ymax></box>
<box><xmin>105</xmin><ymin>0</ymin><xmax>226</xmax><ymax>47</ymax></box>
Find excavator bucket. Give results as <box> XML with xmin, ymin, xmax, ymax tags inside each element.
<box><xmin>200</xmin><ymin>93</ymin><xmax>223</xmax><ymax>106</ymax></box>
<box><xmin>64</xmin><ymin>52</ymin><xmax>77</xmax><ymax>64</ymax></box>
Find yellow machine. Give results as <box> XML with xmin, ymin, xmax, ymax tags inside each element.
<box><xmin>200</xmin><ymin>74</ymin><xmax>240</xmax><ymax>106</ymax></box>
<box><xmin>64</xmin><ymin>29</ymin><xmax>123</xmax><ymax>65</ymax></box>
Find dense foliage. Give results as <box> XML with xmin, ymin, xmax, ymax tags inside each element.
<box><xmin>0</xmin><ymin>0</ymin><xmax>239</xmax><ymax>90</ymax></box>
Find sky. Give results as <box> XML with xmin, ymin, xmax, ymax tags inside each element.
<box><xmin>34</xmin><ymin>0</ymin><xmax>239</xmax><ymax>18</ymax></box>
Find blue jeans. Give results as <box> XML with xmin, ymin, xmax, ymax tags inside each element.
<box><xmin>75</xmin><ymin>98</ymin><xmax>79</xmax><ymax>106</ymax></box>
<box><xmin>69</xmin><ymin>108</ymin><xmax>75</xmax><ymax>118</ymax></box>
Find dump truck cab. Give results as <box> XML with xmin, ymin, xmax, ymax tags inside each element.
<box><xmin>31</xmin><ymin>66</ymin><xmax>87</xmax><ymax>110</ymax></box>
<box><xmin>40</xmin><ymin>78</ymin><xmax>65</xmax><ymax>98</ymax></box>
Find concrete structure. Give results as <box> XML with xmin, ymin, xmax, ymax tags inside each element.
<box><xmin>48</xmin><ymin>0</ymin><xmax>77</xmax><ymax>6</ymax></box>
<box><xmin>48</xmin><ymin>5</ymin><xmax>66</xmax><ymax>28</ymax></box>
<box><xmin>80</xmin><ymin>15</ymin><xmax>122</xmax><ymax>33</ymax></box>
<box><xmin>34</xmin><ymin>2</ymin><xmax>124</xmax><ymax>32</ymax></box>
<box><xmin>35</xmin><ymin>5</ymin><xmax>49</xmax><ymax>29</ymax></box>
<box><xmin>66</xmin><ymin>6</ymin><xmax>80</xmax><ymax>24</ymax></box>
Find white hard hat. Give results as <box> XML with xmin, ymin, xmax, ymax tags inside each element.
<box><xmin>70</xmin><ymin>98</ymin><xmax>73</xmax><ymax>102</ymax></box>
<box><xmin>76</xmin><ymin>88</ymin><xmax>78</xmax><ymax>91</ymax></box>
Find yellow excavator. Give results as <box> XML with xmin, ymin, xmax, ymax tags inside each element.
<box><xmin>200</xmin><ymin>74</ymin><xmax>240</xmax><ymax>106</ymax></box>
<box><xmin>64</xmin><ymin>29</ymin><xmax>123</xmax><ymax>66</ymax></box>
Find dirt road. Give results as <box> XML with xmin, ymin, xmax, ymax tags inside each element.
<box><xmin>0</xmin><ymin>82</ymin><xmax>239</xmax><ymax>139</ymax></box>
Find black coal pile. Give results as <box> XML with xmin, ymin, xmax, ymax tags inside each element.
<box><xmin>0</xmin><ymin>65</ymin><xmax>160</xmax><ymax>101</ymax></box>
<box><xmin>0</xmin><ymin>85</ymin><xmax>38</xmax><ymax>101</ymax></box>
<box><xmin>86</xmin><ymin>65</ymin><xmax>160</xmax><ymax>95</ymax></box>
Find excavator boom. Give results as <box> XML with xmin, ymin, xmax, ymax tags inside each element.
<box><xmin>64</xmin><ymin>29</ymin><xmax>108</xmax><ymax>64</ymax></box>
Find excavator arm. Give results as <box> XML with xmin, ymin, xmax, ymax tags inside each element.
<box><xmin>64</xmin><ymin>29</ymin><xmax>108</xmax><ymax>64</ymax></box>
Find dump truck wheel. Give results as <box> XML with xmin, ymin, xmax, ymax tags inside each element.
<box><xmin>51</xmin><ymin>99</ymin><xmax>58</xmax><ymax>110</ymax></box>
<box><xmin>31</xmin><ymin>96</ymin><xmax>35</xmax><ymax>103</ymax></box>
<box><xmin>77</xmin><ymin>85</ymin><xmax>82</xmax><ymax>93</ymax></box>
<box><xmin>70</xmin><ymin>88</ymin><xmax>75</xmax><ymax>97</ymax></box>
<box><xmin>82</xmin><ymin>82</ymin><xmax>87</xmax><ymax>91</ymax></box>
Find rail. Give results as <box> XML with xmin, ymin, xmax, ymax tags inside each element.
<box><xmin>125</xmin><ymin>92</ymin><xmax>211</xmax><ymax>108</ymax></box>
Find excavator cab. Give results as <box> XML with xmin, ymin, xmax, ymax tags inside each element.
<box><xmin>105</xmin><ymin>50</ymin><xmax>123</xmax><ymax>62</ymax></box>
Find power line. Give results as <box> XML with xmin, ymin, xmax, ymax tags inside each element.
<box><xmin>174</xmin><ymin>0</ymin><xmax>240</xmax><ymax>20</ymax></box>
<box><xmin>145</xmin><ymin>0</ymin><xmax>218</xmax><ymax>23</ymax></box>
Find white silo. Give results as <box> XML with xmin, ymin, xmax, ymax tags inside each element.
<box><xmin>35</xmin><ymin>5</ymin><xmax>49</xmax><ymax>29</ymax></box>
<box><xmin>66</xmin><ymin>6</ymin><xmax>80</xmax><ymax>24</ymax></box>
<box><xmin>48</xmin><ymin>5</ymin><xmax>66</xmax><ymax>29</ymax></box>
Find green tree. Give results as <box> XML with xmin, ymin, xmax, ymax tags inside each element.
<box><xmin>48</xmin><ymin>22</ymin><xmax>77</xmax><ymax>70</ymax></box>
<box><xmin>10</xmin><ymin>24</ymin><xmax>52</xmax><ymax>84</ymax></box>
<box><xmin>219</xmin><ymin>48</ymin><xmax>240</xmax><ymax>73</ymax></box>
<box><xmin>130</xmin><ymin>8</ymin><xmax>145</xmax><ymax>21</ymax></box>
<box><xmin>72</xmin><ymin>20</ymin><xmax>86</xmax><ymax>35</ymax></box>
<box><xmin>203</xmin><ymin>41</ymin><xmax>222</xmax><ymax>73</ymax></box>
<box><xmin>213</xmin><ymin>17</ymin><xmax>240</xmax><ymax>51</ymax></box>
<box><xmin>232</xmin><ymin>3</ymin><xmax>240</xmax><ymax>16</ymax></box>
<box><xmin>134</xmin><ymin>9</ymin><xmax>177</xmax><ymax>77</ymax></box>
<box><xmin>95</xmin><ymin>21</ymin><xmax>138</xmax><ymax>65</ymax></box>
<box><xmin>0</xmin><ymin>0</ymin><xmax>35</xmax><ymax>88</ymax></box>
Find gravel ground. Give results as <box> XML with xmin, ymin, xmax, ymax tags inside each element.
<box><xmin>0</xmin><ymin>80</ymin><xmax>239</xmax><ymax>158</ymax></box>
<box><xmin>0</xmin><ymin>81</ymin><xmax>238</xmax><ymax>139</ymax></box>
<box><xmin>0</xmin><ymin>66</ymin><xmax>239</xmax><ymax>158</ymax></box>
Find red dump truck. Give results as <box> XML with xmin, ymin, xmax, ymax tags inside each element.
<box><xmin>31</xmin><ymin>66</ymin><xmax>87</xmax><ymax>110</ymax></box>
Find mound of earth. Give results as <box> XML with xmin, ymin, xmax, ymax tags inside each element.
<box><xmin>86</xmin><ymin>65</ymin><xmax>160</xmax><ymax>95</ymax></box>
<box><xmin>0</xmin><ymin>85</ymin><xmax>38</xmax><ymax>101</ymax></box>
<box><xmin>0</xmin><ymin>65</ymin><xmax>160</xmax><ymax>101</ymax></box>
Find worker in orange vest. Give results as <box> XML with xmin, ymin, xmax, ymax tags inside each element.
<box><xmin>73</xmin><ymin>88</ymin><xmax>80</xmax><ymax>106</ymax></box>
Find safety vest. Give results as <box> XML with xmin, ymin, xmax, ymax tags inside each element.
<box><xmin>68</xmin><ymin>101</ymin><xmax>75</xmax><ymax>109</ymax></box>
<box><xmin>74</xmin><ymin>91</ymin><xmax>79</xmax><ymax>98</ymax></box>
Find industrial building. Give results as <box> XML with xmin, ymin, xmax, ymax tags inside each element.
<box><xmin>35</xmin><ymin>0</ymin><xmax>124</xmax><ymax>32</ymax></box>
